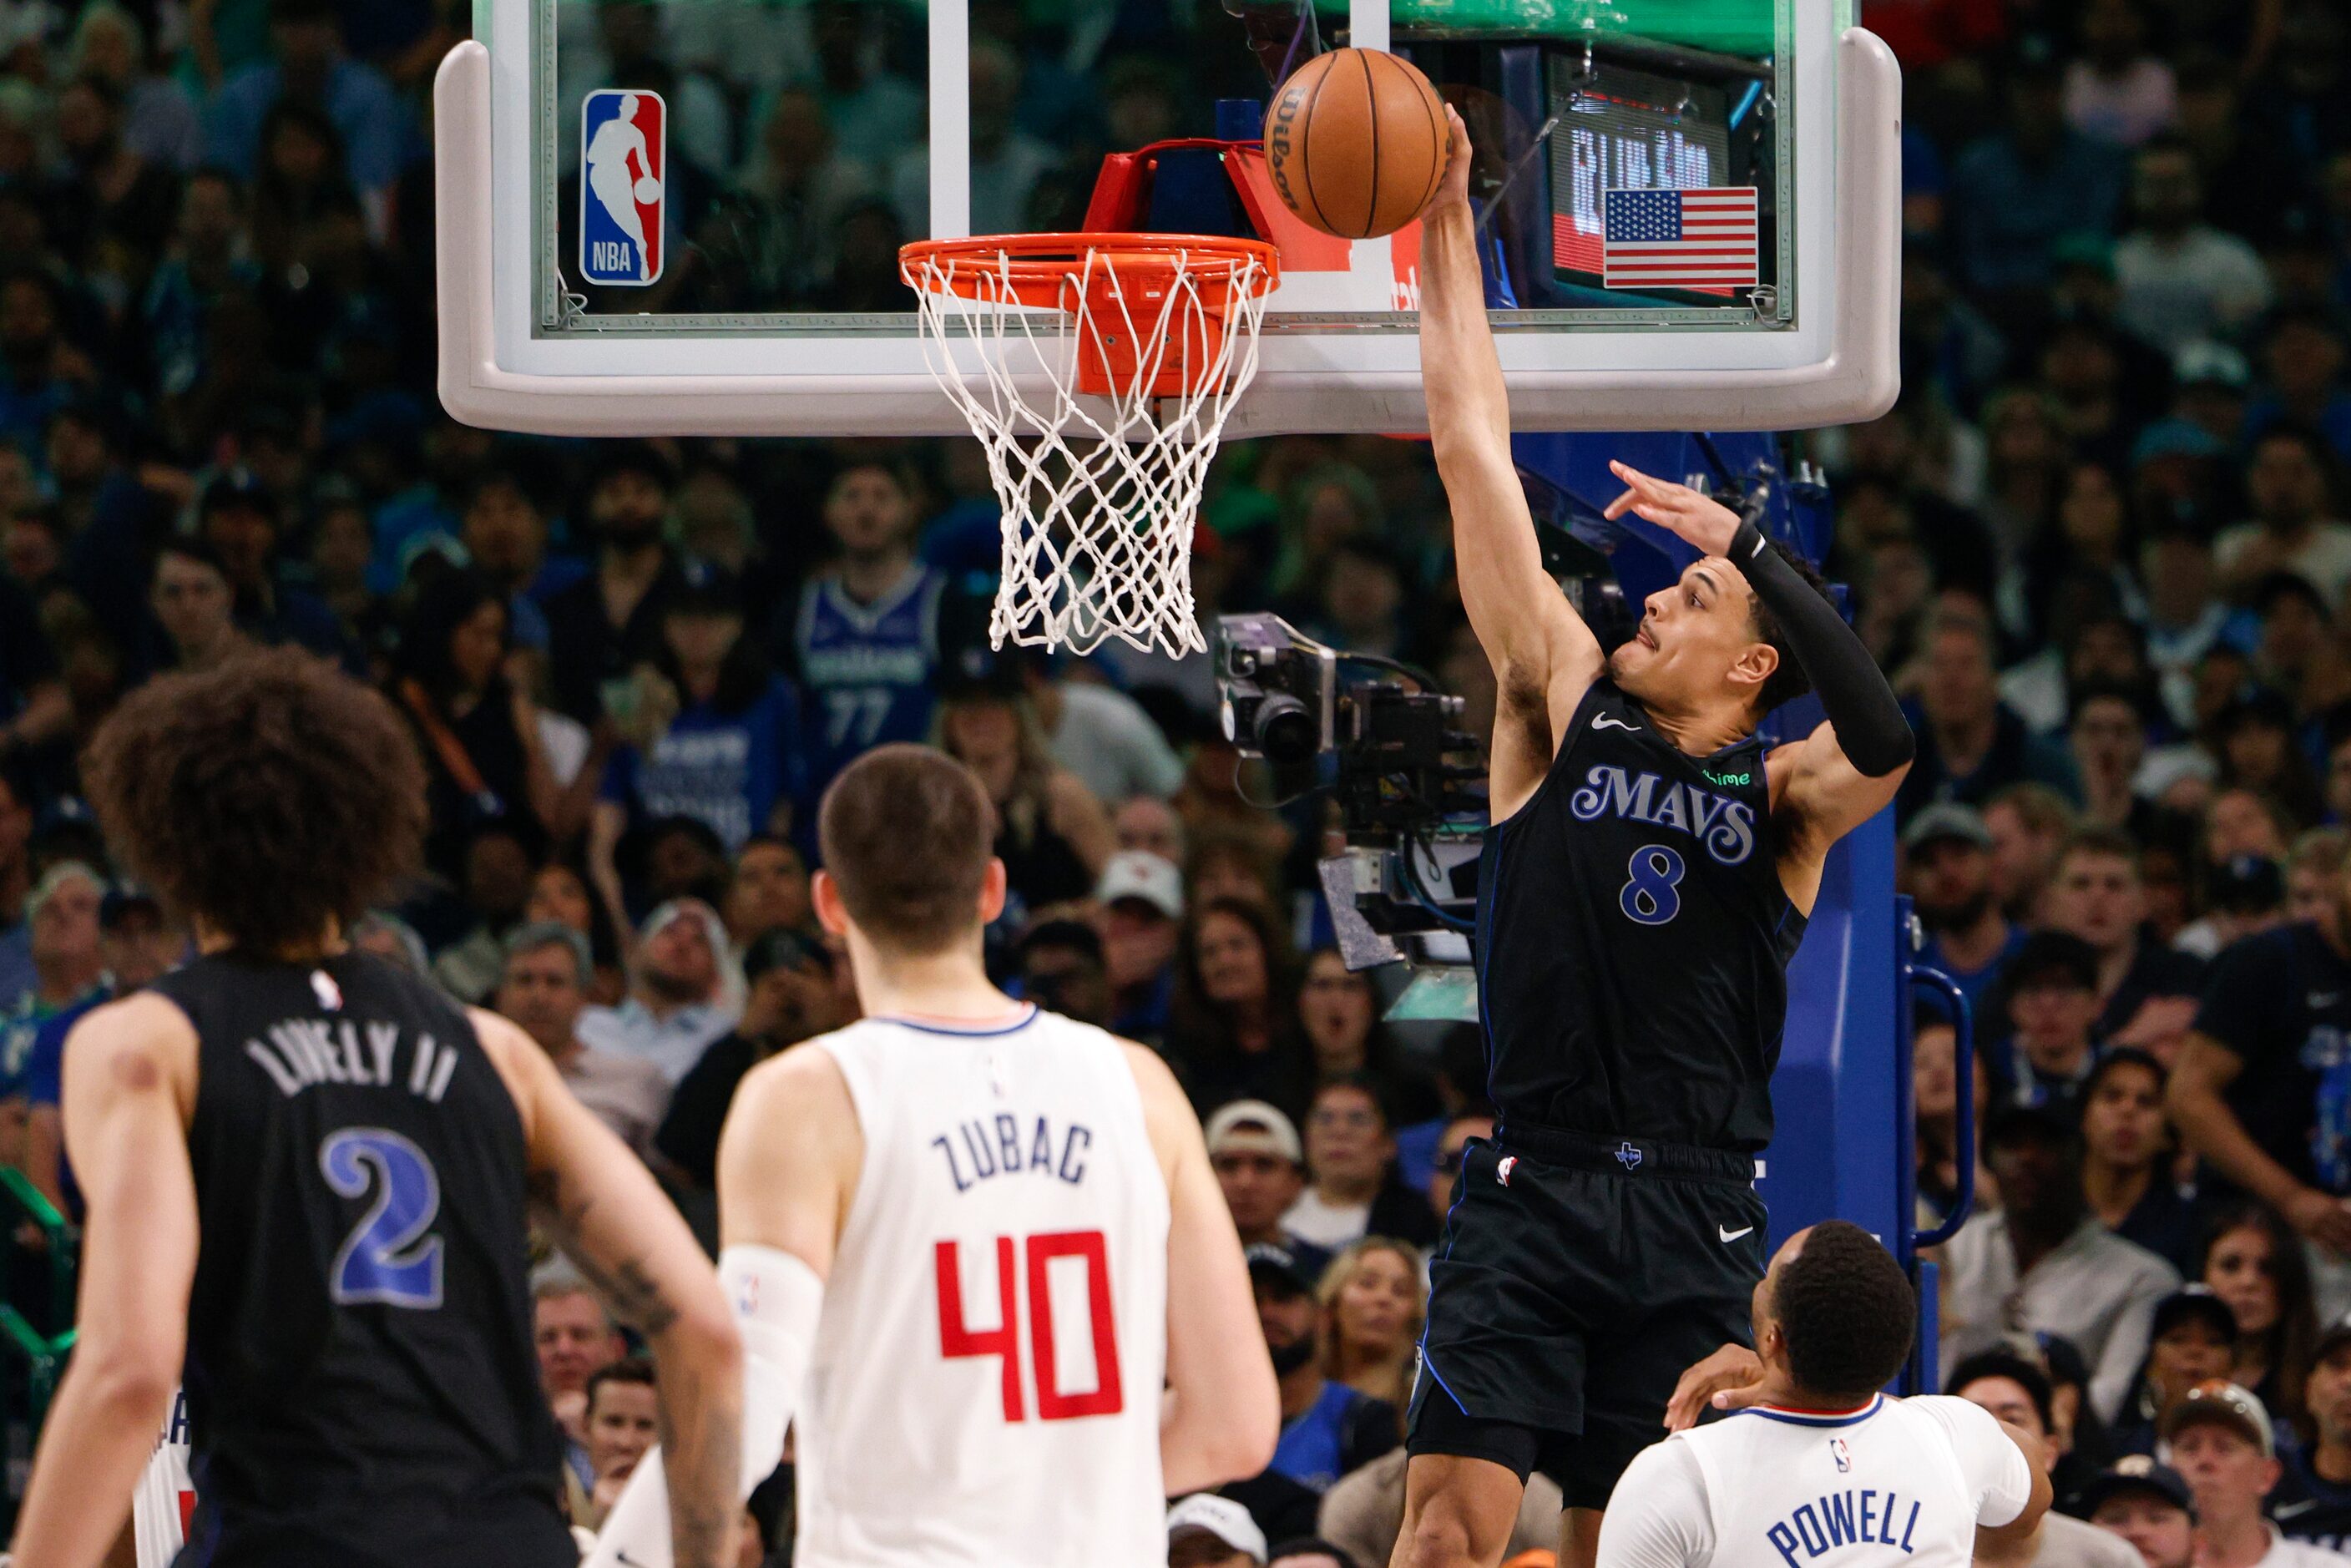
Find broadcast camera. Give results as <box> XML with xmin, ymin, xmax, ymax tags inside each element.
<box><xmin>1214</xmin><ymin>614</ymin><xmax>1487</xmax><ymax>980</ymax></box>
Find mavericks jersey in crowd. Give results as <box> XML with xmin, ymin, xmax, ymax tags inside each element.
<box><xmin>789</xmin><ymin>564</ymin><xmax>952</xmax><ymax>794</ymax></box>
<box><xmin>1601</xmin><ymin>1394</ymin><xmax>2035</xmax><ymax>1565</ymax></box>
<box><xmin>1478</xmin><ymin>679</ymin><xmax>1803</xmax><ymax>1149</ymax></box>
<box><xmin>133</xmin><ymin>1387</ymin><xmax>193</xmax><ymax>1568</ymax></box>
<box><xmin>149</xmin><ymin>951</ymin><xmax>572</xmax><ymax>1567</ymax></box>
<box><xmin>794</xmin><ymin>1007</ymin><xmax>1168</xmax><ymax>1568</ymax></box>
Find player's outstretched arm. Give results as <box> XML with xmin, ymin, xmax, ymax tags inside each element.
<box><xmin>14</xmin><ymin>994</ymin><xmax>198</xmax><ymax>1568</ymax></box>
<box><xmin>476</xmin><ymin>1009</ymin><xmax>746</xmax><ymax>1568</ymax></box>
<box><xmin>1605</xmin><ymin>463</ymin><xmax>1912</xmax><ymax>865</ymax></box>
<box><xmin>1128</xmin><ymin>1043</ymin><xmax>1281</xmax><ymax>1492</ymax></box>
<box><xmin>1419</xmin><ymin>105</ymin><xmax>1603</xmax><ymax>815</ymax></box>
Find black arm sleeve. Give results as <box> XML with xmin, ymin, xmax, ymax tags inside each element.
<box><xmin>1729</xmin><ymin>520</ymin><xmax>1915</xmax><ymax>777</ymax></box>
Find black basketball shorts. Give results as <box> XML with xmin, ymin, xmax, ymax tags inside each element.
<box><xmin>1407</xmin><ymin>1126</ymin><xmax>1768</xmax><ymax>1510</ymax></box>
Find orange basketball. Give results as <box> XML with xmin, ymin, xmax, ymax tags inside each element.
<box><xmin>1264</xmin><ymin>48</ymin><xmax>1449</xmax><ymax>241</ymax></box>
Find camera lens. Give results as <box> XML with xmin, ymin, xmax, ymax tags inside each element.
<box><xmin>1253</xmin><ymin>694</ymin><xmax>1317</xmax><ymax>765</ymax></box>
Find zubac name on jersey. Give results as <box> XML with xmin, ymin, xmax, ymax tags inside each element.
<box><xmin>932</xmin><ymin>1111</ymin><xmax>1095</xmax><ymax>1193</ymax></box>
<box><xmin>1762</xmin><ymin>1486</ymin><xmax>1926</xmax><ymax>1565</ymax></box>
<box><xmin>239</xmin><ymin>1014</ymin><xmax>465</xmax><ymax>1102</ymax></box>
<box><xmin>1567</xmin><ymin>764</ymin><xmax>1759</xmax><ymax>867</ymax></box>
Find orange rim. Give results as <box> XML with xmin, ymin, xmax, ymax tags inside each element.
<box><xmin>900</xmin><ymin>232</ymin><xmax>1281</xmax><ymax>308</ymax></box>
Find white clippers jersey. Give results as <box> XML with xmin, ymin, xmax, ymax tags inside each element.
<box><xmin>132</xmin><ymin>1386</ymin><xmax>194</xmax><ymax>1568</ymax></box>
<box><xmin>795</xmin><ymin>1007</ymin><xmax>1171</xmax><ymax>1568</ymax></box>
<box><xmin>1598</xmin><ymin>1395</ymin><xmax>2035</xmax><ymax>1568</ymax></box>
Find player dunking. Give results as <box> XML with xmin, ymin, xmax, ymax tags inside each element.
<box><xmin>14</xmin><ymin>649</ymin><xmax>746</xmax><ymax>1568</ymax></box>
<box><xmin>1396</xmin><ymin>112</ymin><xmax>1917</xmax><ymax>1568</ymax></box>
<box><xmin>586</xmin><ymin>743</ymin><xmax>1277</xmax><ymax>1567</ymax></box>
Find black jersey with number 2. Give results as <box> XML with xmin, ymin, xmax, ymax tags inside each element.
<box><xmin>150</xmin><ymin>950</ymin><xmax>572</xmax><ymax>1568</ymax></box>
<box><xmin>1476</xmin><ymin>678</ymin><xmax>1806</xmax><ymax>1151</ymax></box>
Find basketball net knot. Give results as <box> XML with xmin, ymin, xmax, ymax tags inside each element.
<box><xmin>902</xmin><ymin>236</ymin><xmax>1277</xmax><ymax>658</ymax></box>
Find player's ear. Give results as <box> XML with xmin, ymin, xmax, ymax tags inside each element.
<box><xmin>811</xmin><ymin>870</ymin><xmax>850</xmax><ymax>938</ymax></box>
<box><xmin>978</xmin><ymin>858</ymin><xmax>1009</xmax><ymax>926</ymax></box>
<box><xmin>1728</xmin><ymin>639</ymin><xmax>1777</xmax><ymax>695</ymax></box>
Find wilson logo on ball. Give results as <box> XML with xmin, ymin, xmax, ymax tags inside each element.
<box><xmin>1262</xmin><ymin>48</ymin><xmax>1447</xmax><ymax>241</ymax></box>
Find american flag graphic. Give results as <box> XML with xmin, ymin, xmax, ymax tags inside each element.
<box><xmin>1600</xmin><ymin>187</ymin><xmax>1760</xmax><ymax>291</ymax></box>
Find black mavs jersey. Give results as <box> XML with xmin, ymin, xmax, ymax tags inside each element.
<box><xmin>152</xmin><ymin>951</ymin><xmax>571</xmax><ymax>1568</ymax></box>
<box><xmin>1478</xmin><ymin>679</ymin><xmax>1805</xmax><ymax>1151</ymax></box>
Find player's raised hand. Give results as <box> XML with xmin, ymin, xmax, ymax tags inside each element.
<box><xmin>1663</xmin><ymin>1342</ymin><xmax>1768</xmax><ymax>1431</ymax></box>
<box><xmin>1604</xmin><ymin>460</ymin><xmax>1743</xmax><ymax>558</ymax></box>
<box><xmin>1428</xmin><ymin>104</ymin><xmax>1474</xmax><ymax>215</ymax></box>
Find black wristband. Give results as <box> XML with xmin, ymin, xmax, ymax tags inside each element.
<box><xmin>1726</xmin><ymin>522</ymin><xmax>1914</xmax><ymax>778</ymax></box>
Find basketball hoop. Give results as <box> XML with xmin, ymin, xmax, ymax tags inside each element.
<box><xmin>901</xmin><ymin>233</ymin><xmax>1279</xmax><ymax>657</ymax></box>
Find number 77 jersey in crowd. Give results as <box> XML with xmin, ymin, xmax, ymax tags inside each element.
<box><xmin>146</xmin><ymin>951</ymin><xmax>573</xmax><ymax>1568</ymax></box>
<box><xmin>793</xmin><ymin>1008</ymin><xmax>1171</xmax><ymax>1568</ymax></box>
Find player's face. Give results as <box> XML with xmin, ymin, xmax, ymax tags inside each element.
<box><xmin>727</xmin><ymin>841</ymin><xmax>811</xmax><ymax>939</ymax></box>
<box><xmin>823</xmin><ymin>468</ymin><xmax>913</xmax><ymax>556</ymax></box>
<box><xmin>2045</xmin><ymin>852</ymin><xmax>2141</xmax><ymax>953</ymax></box>
<box><xmin>2204</xmin><ymin>1225</ymin><xmax>2279</xmax><ymax>1338</ymax></box>
<box><xmin>1195</xmin><ymin>911</ymin><xmax>1269</xmax><ymax>1007</ymax></box>
<box><xmin>536</xmin><ymin>1292</ymin><xmax>620</xmax><ymax>1393</ymax></box>
<box><xmin>1609</xmin><ymin>559</ymin><xmax>1771</xmax><ymax>716</ymax></box>
<box><xmin>1212</xmin><ymin>1147</ymin><xmax>1302</xmax><ymax>1232</ymax></box>
<box><xmin>1305</xmin><ymin>1088</ymin><xmax>1390</xmax><ymax>1186</ymax></box>
<box><xmin>2090</xmin><ymin>1495</ymin><xmax>2193</xmax><ymax>1568</ymax></box>
<box><xmin>1335</xmin><ymin>1247</ymin><xmax>1420</xmax><ymax>1353</ymax></box>
<box><xmin>2308</xmin><ymin>1345</ymin><xmax>2351</xmax><ymax>1443</ymax></box>
<box><xmin>587</xmin><ymin>1381</ymin><xmax>660</xmax><ymax>1479</ymax></box>
<box><xmin>2168</xmin><ymin>1423</ymin><xmax>2276</xmax><ymax>1519</ymax></box>
<box><xmin>2081</xmin><ymin>1063</ymin><xmax>2165</xmax><ymax>1170</ymax></box>
<box><xmin>2148</xmin><ymin>1322</ymin><xmax>2234</xmax><ymax>1403</ymax></box>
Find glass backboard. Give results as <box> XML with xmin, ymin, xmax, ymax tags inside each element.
<box><xmin>437</xmin><ymin>0</ymin><xmax>1898</xmax><ymax>435</ymax></box>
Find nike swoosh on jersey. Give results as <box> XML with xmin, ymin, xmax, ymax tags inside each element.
<box><xmin>1593</xmin><ymin>715</ymin><xmax>1639</xmax><ymax>732</ymax></box>
<box><xmin>1719</xmin><ymin>1225</ymin><xmax>1755</xmax><ymax>1242</ymax></box>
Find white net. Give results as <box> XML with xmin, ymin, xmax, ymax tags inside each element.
<box><xmin>904</xmin><ymin>240</ymin><xmax>1275</xmax><ymax>657</ymax></box>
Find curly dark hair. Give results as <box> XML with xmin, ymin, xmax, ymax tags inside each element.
<box><xmin>83</xmin><ymin>647</ymin><xmax>427</xmax><ymax>955</ymax></box>
<box><xmin>1773</xmin><ymin>1220</ymin><xmax>1917</xmax><ymax>1402</ymax></box>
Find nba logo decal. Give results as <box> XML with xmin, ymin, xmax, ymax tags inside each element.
<box><xmin>1831</xmin><ymin>1437</ymin><xmax>1852</xmax><ymax>1473</ymax></box>
<box><xmin>1495</xmin><ymin>1156</ymin><xmax>1516</xmax><ymax>1187</ymax></box>
<box><xmin>310</xmin><ymin>969</ymin><xmax>341</xmax><ymax>1011</ymax></box>
<box><xmin>580</xmin><ymin>89</ymin><xmax>665</xmax><ymax>286</ymax></box>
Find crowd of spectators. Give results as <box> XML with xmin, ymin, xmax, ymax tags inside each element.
<box><xmin>15</xmin><ymin>0</ymin><xmax>2351</xmax><ymax>1561</ymax></box>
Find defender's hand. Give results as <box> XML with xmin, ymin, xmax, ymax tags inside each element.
<box><xmin>1664</xmin><ymin>1343</ymin><xmax>1767</xmax><ymax>1431</ymax></box>
<box><xmin>1605</xmin><ymin>460</ymin><xmax>1743</xmax><ymax>559</ymax></box>
<box><xmin>1427</xmin><ymin>104</ymin><xmax>1473</xmax><ymax>216</ymax></box>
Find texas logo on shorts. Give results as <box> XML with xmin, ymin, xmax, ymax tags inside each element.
<box><xmin>579</xmin><ymin>89</ymin><xmax>666</xmax><ymax>286</ymax></box>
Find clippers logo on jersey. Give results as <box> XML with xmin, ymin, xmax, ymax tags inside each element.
<box><xmin>579</xmin><ymin>89</ymin><xmax>665</xmax><ymax>286</ymax></box>
<box><xmin>1569</xmin><ymin>765</ymin><xmax>1757</xmax><ymax>865</ymax></box>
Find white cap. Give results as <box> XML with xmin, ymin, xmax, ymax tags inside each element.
<box><xmin>1097</xmin><ymin>850</ymin><xmax>1183</xmax><ymax>920</ymax></box>
<box><xmin>1204</xmin><ymin>1100</ymin><xmax>1304</xmax><ymax>1166</ymax></box>
<box><xmin>1166</xmin><ymin>1494</ymin><xmax>1267</xmax><ymax>1564</ymax></box>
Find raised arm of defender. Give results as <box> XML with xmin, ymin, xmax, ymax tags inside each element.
<box><xmin>1420</xmin><ymin>108</ymin><xmax>1603</xmax><ymax>819</ymax></box>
